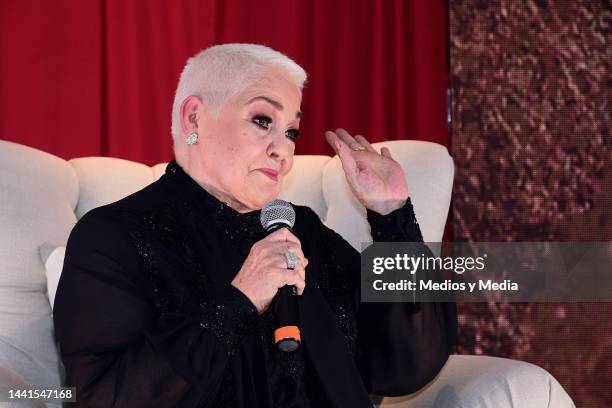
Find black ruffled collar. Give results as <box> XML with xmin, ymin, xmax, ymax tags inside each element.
<box><xmin>164</xmin><ymin>159</ymin><xmax>264</xmax><ymax>243</ymax></box>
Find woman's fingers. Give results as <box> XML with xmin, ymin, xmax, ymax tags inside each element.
<box><xmin>334</xmin><ymin>128</ymin><xmax>362</xmax><ymax>151</ymax></box>
<box><xmin>267</xmin><ymin>227</ymin><xmax>301</xmax><ymax>244</ymax></box>
<box><xmin>354</xmin><ymin>135</ymin><xmax>377</xmax><ymax>153</ymax></box>
<box><xmin>262</xmin><ymin>232</ymin><xmax>308</xmax><ymax>291</ymax></box>
<box><xmin>325</xmin><ymin>129</ymin><xmax>362</xmax><ymax>154</ymax></box>
<box><xmin>336</xmin><ymin>139</ymin><xmax>359</xmax><ymax>185</ymax></box>
<box><xmin>325</xmin><ymin>129</ymin><xmax>376</xmax><ymax>154</ymax></box>
<box><xmin>381</xmin><ymin>146</ymin><xmax>393</xmax><ymax>159</ymax></box>
<box><xmin>282</xmin><ymin>241</ymin><xmax>305</xmax><ymax>259</ymax></box>
<box><xmin>272</xmin><ymin>267</ymin><xmax>306</xmax><ymax>295</ymax></box>
<box><xmin>325</xmin><ymin>129</ymin><xmax>368</xmax><ymax>187</ymax></box>
<box><xmin>265</xmin><ymin>243</ymin><xmax>308</xmax><ymax>294</ymax></box>
<box><xmin>325</xmin><ymin>130</ymin><xmax>357</xmax><ymax>169</ymax></box>
<box><xmin>278</xmin><ymin>248</ymin><xmax>307</xmax><ymax>278</ymax></box>
<box><xmin>287</xmin><ymin>267</ymin><xmax>306</xmax><ymax>295</ymax></box>
<box><xmin>325</xmin><ymin>131</ymin><xmax>340</xmax><ymax>154</ymax></box>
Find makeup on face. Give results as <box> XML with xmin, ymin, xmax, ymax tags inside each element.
<box><xmin>244</xmin><ymin>95</ymin><xmax>301</xmax><ymax>142</ymax></box>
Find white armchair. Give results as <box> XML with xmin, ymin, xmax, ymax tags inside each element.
<box><xmin>0</xmin><ymin>139</ymin><xmax>574</xmax><ymax>407</ymax></box>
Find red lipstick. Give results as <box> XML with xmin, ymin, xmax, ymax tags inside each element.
<box><xmin>258</xmin><ymin>168</ymin><xmax>278</xmax><ymax>181</ymax></box>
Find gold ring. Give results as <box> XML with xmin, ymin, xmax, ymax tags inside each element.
<box><xmin>352</xmin><ymin>145</ymin><xmax>367</xmax><ymax>152</ymax></box>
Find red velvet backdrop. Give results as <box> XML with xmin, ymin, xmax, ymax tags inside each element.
<box><xmin>0</xmin><ymin>0</ymin><xmax>448</xmax><ymax>165</ymax></box>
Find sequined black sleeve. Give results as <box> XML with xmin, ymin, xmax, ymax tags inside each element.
<box><xmin>199</xmin><ymin>284</ymin><xmax>261</xmax><ymax>355</ymax></box>
<box><xmin>366</xmin><ymin>198</ymin><xmax>423</xmax><ymax>242</ymax></box>
<box><xmin>358</xmin><ymin>199</ymin><xmax>457</xmax><ymax>396</ymax></box>
<box><xmin>310</xmin><ymin>199</ymin><xmax>457</xmax><ymax>397</ymax></box>
<box><xmin>53</xmin><ymin>209</ymin><xmax>260</xmax><ymax>407</ymax></box>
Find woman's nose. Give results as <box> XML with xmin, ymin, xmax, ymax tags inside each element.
<box><xmin>267</xmin><ymin>133</ymin><xmax>294</xmax><ymax>161</ymax></box>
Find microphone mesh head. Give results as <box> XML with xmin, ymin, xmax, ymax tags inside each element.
<box><xmin>260</xmin><ymin>199</ymin><xmax>296</xmax><ymax>231</ymax></box>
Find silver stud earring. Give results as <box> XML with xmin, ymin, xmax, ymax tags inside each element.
<box><xmin>186</xmin><ymin>132</ymin><xmax>199</xmax><ymax>145</ymax></box>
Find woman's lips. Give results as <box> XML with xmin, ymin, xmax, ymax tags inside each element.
<box><xmin>257</xmin><ymin>168</ymin><xmax>278</xmax><ymax>181</ymax></box>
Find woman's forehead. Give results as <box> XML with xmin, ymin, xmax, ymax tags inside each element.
<box><xmin>235</xmin><ymin>83</ymin><xmax>302</xmax><ymax>114</ymax></box>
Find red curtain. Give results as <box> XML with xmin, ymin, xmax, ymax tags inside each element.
<box><xmin>1</xmin><ymin>0</ymin><xmax>448</xmax><ymax>166</ymax></box>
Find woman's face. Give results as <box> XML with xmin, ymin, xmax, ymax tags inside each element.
<box><xmin>194</xmin><ymin>67</ymin><xmax>302</xmax><ymax>212</ymax></box>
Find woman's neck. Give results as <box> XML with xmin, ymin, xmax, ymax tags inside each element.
<box><xmin>176</xmin><ymin>157</ymin><xmax>253</xmax><ymax>214</ymax></box>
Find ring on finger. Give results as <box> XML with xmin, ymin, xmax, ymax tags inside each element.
<box><xmin>285</xmin><ymin>251</ymin><xmax>299</xmax><ymax>270</ymax></box>
<box><xmin>351</xmin><ymin>145</ymin><xmax>367</xmax><ymax>152</ymax></box>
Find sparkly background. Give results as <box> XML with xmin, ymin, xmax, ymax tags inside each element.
<box><xmin>450</xmin><ymin>1</ymin><xmax>611</xmax><ymax>407</ymax></box>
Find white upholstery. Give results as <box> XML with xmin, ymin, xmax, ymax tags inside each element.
<box><xmin>378</xmin><ymin>355</ymin><xmax>575</xmax><ymax>408</ymax></box>
<box><xmin>0</xmin><ymin>139</ymin><xmax>573</xmax><ymax>407</ymax></box>
<box><xmin>0</xmin><ymin>142</ymin><xmax>71</xmax><ymax>404</ymax></box>
<box><xmin>70</xmin><ymin>157</ymin><xmax>155</xmax><ymax>219</ymax></box>
<box><xmin>0</xmin><ymin>367</ymin><xmax>46</xmax><ymax>407</ymax></box>
<box><xmin>42</xmin><ymin>247</ymin><xmax>66</xmax><ymax>309</ymax></box>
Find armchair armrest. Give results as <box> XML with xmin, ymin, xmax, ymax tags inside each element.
<box><xmin>0</xmin><ymin>367</ymin><xmax>48</xmax><ymax>408</ymax></box>
<box><xmin>378</xmin><ymin>355</ymin><xmax>575</xmax><ymax>408</ymax></box>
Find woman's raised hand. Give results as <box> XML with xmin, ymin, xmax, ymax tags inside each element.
<box><xmin>231</xmin><ymin>228</ymin><xmax>308</xmax><ymax>314</ymax></box>
<box><xmin>325</xmin><ymin>128</ymin><xmax>409</xmax><ymax>215</ymax></box>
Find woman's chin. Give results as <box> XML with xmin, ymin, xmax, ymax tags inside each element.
<box><xmin>255</xmin><ymin>191</ymin><xmax>281</xmax><ymax>208</ymax></box>
<box><xmin>257</xmin><ymin>195</ymin><xmax>278</xmax><ymax>208</ymax></box>
<box><xmin>236</xmin><ymin>191</ymin><xmax>275</xmax><ymax>211</ymax></box>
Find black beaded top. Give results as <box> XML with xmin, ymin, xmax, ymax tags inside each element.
<box><xmin>165</xmin><ymin>159</ymin><xmax>325</xmax><ymax>407</ymax></box>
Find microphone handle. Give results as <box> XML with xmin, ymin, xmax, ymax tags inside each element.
<box><xmin>273</xmin><ymin>285</ymin><xmax>299</xmax><ymax>324</ymax></box>
<box><xmin>267</xmin><ymin>224</ymin><xmax>301</xmax><ymax>352</ymax></box>
<box><xmin>272</xmin><ymin>285</ymin><xmax>300</xmax><ymax>352</ymax></box>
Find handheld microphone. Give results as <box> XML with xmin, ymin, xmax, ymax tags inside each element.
<box><xmin>260</xmin><ymin>199</ymin><xmax>300</xmax><ymax>352</ymax></box>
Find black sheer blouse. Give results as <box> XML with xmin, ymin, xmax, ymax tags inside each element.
<box><xmin>53</xmin><ymin>160</ymin><xmax>457</xmax><ymax>407</ymax></box>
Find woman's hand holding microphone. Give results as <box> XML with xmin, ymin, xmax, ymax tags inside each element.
<box><xmin>231</xmin><ymin>227</ymin><xmax>308</xmax><ymax>314</ymax></box>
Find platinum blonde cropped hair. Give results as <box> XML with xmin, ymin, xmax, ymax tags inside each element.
<box><xmin>171</xmin><ymin>43</ymin><xmax>308</xmax><ymax>142</ymax></box>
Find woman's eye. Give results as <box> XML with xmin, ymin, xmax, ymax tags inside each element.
<box><xmin>286</xmin><ymin>129</ymin><xmax>300</xmax><ymax>141</ymax></box>
<box><xmin>252</xmin><ymin>115</ymin><xmax>272</xmax><ymax>130</ymax></box>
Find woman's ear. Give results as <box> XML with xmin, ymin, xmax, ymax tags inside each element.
<box><xmin>179</xmin><ymin>96</ymin><xmax>204</xmax><ymax>136</ymax></box>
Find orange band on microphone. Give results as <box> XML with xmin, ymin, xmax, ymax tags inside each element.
<box><xmin>274</xmin><ymin>326</ymin><xmax>301</xmax><ymax>344</ymax></box>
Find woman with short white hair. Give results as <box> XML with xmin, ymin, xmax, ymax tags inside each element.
<box><xmin>54</xmin><ymin>43</ymin><xmax>457</xmax><ymax>407</ymax></box>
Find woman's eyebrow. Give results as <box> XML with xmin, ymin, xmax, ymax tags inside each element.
<box><xmin>246</xmin><ymin>96</ymin><xmax>302</xmax><ymax>118</ymax></box>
